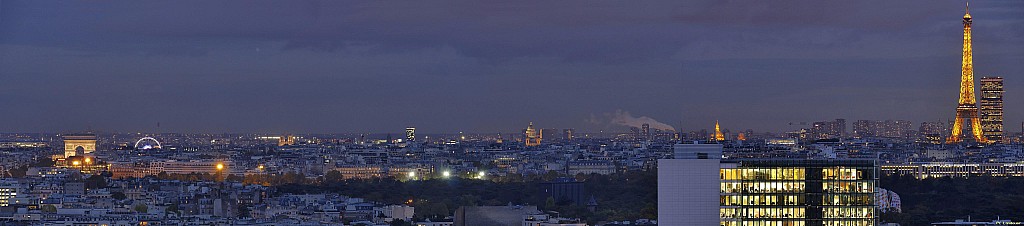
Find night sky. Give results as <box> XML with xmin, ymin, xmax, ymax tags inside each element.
<box><xmin>1</xmin><ymin>1</ymin><xmax>1023</xmax><ymax>134</ymax></box>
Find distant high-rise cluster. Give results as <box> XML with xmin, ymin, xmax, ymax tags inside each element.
<box><xmin>980</xmin><ymin>77</ymin><xmax>1004</xmax><ymax>142</ymax></box>
<box><xmin>852</xmin><ymin>120</ymin><xmax>913</xmax><ymax>139</ymax></box>
<box><xmin>810</xmin><ymin>119</ymin><xmax>846</xmax><ymax>140</ymax></box>
<box><xmin>919</xmin><ymin>121</ymin><xmax>949</xmax><ymax>144</ymax></box>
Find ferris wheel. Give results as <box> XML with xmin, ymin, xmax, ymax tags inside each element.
<box><xmin>134</xmin><ymin>137</ymin><xmax>162</xmax><ymax>150</ymax></box>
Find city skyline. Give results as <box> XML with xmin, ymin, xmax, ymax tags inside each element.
<box><xmin>2</xmin><ymin>1</ymin><xmax>1024</xmax><ymax>134</ymax></box>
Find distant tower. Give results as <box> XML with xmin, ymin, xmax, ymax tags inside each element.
<box><xmin>948</xmin><ymin>3</ymin><xmax>989</xmax><ymax>144</ymax></box>
<box><xmin>524</xmin><ymin>122</ymin><xmax>541</xmax><ymax>147</ymax></box>
<box><xmin>405</xmin><ymin>127</ymin><xmax>416</xmax><ymax>142</ymax></box>
<box><xmin>714</xmin><ymin>121</ymin><xmax>725</xmax><ymax>142</ymax></box>
<box><xmin>980</xmin><ymin>77</ymin><xmax>1004</xmax><ymax>142</ymax></box>
<box><xmin>641</xmin><ymin>123</ymin><xmax>651</xmax><ymax>140</ymax></box>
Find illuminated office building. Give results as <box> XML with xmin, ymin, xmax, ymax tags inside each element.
<box><xmin>660</xmin><ymin>144</ymin><xmax>878</xmax><ymax>226</ymax></box>
<box><xmin>980</xmin><ymin>77</ymin><xmax>1003</xmax><ymax>143</ymax></box>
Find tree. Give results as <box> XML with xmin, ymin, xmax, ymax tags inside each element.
<box><xmin>545</xmin><ymin>197</ymin><xmax>557</xmax><ymax>210</ymax></box>
<box><xmin>166</xmin><ymin>203</ymin><xmax>179</xmax><ymax>214</ymax></box>
<box><xmin>133</xmin><ymin>203</ymin><xmax>148</xmax><ymax>213</ymax></box>
<box><xmin>325</xmin><ymin>170</ymin><xmax>343</xmax><ymax>184</ymax></box>
<box><xmin>41</xmin><ymin>204</ymin><xmax>57</xmax><ymax>213</ymax></box>
<box><xmin>111</xmin><ymin>192</ymin><xmax>127</xmax><ymax>200</ymax></box>
<box><xmin>237</xmin><ymin>204</ymin><xmax>250</xmax><ymax>218</ymax></box>
<box><xmin>390</xmin><ymin>219</ymin><xmax>413</xmax><ymax>226</ymax></box>
<box><xmin>84</xmin><ymin>174</ymin><xmax>107</xmax><ymax>189</ymax></box>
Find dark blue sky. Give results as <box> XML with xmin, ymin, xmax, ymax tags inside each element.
<box><xmin>1</xmin><ymin>0</ymin><xmax>1022</xmax><ymax>134</ymax></box>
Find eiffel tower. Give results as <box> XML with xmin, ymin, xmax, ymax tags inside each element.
<box><xmin>948</xmin><ymin>3</ymin><xmax>989</xmax><ymax>144</ymax></box>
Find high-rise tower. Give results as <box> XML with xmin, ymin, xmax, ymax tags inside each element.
<box><xmin>948</xmin><ymin>3</ymin><xmax>989</xmax><ymax>144</ymax></box>
<box><xmin>980</xmin><ymin>77</ymin><xmax>1004</xmax><ymax>142</ymax></box>
<box><xmin>714</xmin><ymin>121</ymin><xmax>725</xmax><ymax>142</ymax></box>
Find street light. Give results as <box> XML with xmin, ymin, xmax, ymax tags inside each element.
<box><xmin>442</xmin><ymin>171</ymin><xmax>451</xmax><ymax>178</ymax></box>
<box><xmin>216</xmin><ymin>163</ymin><xmax>225</xmax><ymax>170</ymax></box>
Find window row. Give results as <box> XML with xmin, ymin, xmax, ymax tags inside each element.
<box><xmin>721</xmin><ymin>220</ymin><xmax>805</xmax><ymax>226</ymax></box>
<box><xmin>721</xmin><ymin>208</ymin><xmax>806</xmax><ymax>219</ymax></box>
<box><xmin>822</xmin><ymin>168</ymin><xmax>868</xmax><ymax>180</ymax></box>
<box><xmin>722</xmin><ymin>182</ymin><xmax>806</xmax><ymax>194</ymax></box>
<box><xmin>823</xmin><ymin>220</ymin><xmax>874</xmax><ymax>226</ymax></box>
<box><xmin>822</xmin><ymin>207</ymin><xmax>874</xmax><ymax>219</ymax></box>
<box><xmin>722</xmin><ymin>195</ymin><xmax>804</xmax><ymax>206</ymax></box>
<box><xmin>822</xmin><ymin>181</ymin><xmax>874</xmax><ymax>193</ymax></box>
<box><xmin>823</xmin><ymin>194</ymin><xmax>874</xmax><ymax>206</ymax></box>
<box><xmin>721</xmin><ymin>168</ymin><xmax>807</xmax><ymax>181</ymax></box>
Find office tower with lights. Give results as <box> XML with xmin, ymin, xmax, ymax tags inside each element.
<box><xmin>405</xmin><ymin>127</ymin><xmax>416</xmax><ymax>142</ymax></box>
<box><xmin>659</xmin><ymin>145</ymin><xmax>878</xmax><ymax>226</ymax></box>
<box><xmin>563</xmin><ymin>129</ymin><xmax>575</xmax><ymax>141</ymax></box>
<box><xmin>980</xmin><ymin>77</ymin><xmax>1004</xmax><ymax>142</ymax></box>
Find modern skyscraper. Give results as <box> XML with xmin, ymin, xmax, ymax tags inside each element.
<box><xmin>714</xmin><ymin>121</ymin><xmax>725</xmax><ymax>142</ymax></box>
<box><xmin>980</xmin><ymin>77</ymin><xmax>1004</xmax><ymax>142</ymax></box>
<box><xmin>948</xmin><ymin>4</ymin><xmax>989</xmax><ymax>144</ymax></box>
<box><xmin>405</xmin><ymin>127</ymin><xmax>416</xmax><ymax>142</ymax></box>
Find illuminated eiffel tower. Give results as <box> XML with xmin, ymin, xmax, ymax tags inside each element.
<box><xmin>948</xmin><ymin>3</ymin><xmax>989</xmax><ymax>144</ymax></box>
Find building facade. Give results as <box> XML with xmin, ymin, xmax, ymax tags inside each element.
<box><xmin>659</xmin><ymin>144</ymin><xmax>878</xmax><ymax>226</ymax></box>
<box><xmin>980</xmin><ymin>77</ymin><xmax>1004</xmax><ymax>142</ymax></box>
<box><xmin>720</xmin><ymin>159</ymin><xmax>877</xmax><ymax>226</ymax></box>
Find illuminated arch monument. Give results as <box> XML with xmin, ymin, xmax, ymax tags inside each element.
<box><xmin>63</xmin><ymin>134</ymin><xmax>97</xmax><ymax>158</ymax></box>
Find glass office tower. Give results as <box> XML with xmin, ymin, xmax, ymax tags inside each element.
<box><xmin>720</xmin><ymin>159</ymin><xmax>877</xmax><ymax>226</ymax></box>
